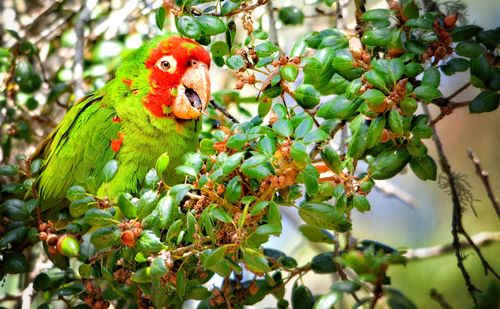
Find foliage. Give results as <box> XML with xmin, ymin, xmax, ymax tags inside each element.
<box><xmin>1</xmin><ymin>0</ymin><xmax>499</xmax><ymax>308</ymax></box>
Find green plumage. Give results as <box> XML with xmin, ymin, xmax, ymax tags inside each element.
<box><xmin>36</xmin><ymin>36</ymin><xmax>201</xmax><ymax>210</ymax></box>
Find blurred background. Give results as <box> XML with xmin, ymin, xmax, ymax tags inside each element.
<box><xmin>1</xmin><ymin>0</ymin><xmax>499</xmax><ymax>308</ymax></box>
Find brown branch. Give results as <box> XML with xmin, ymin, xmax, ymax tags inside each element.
<box><xmin>213</xmin><ymin>0</ymin><xmax>270</xmax><ymax>17</ymax></box>
<box><xmin>430</xmin><ymin>288</ymin><xmax>454</xmax><ymax>309</ymax></box>
<box><xmin>423</xmin><ymin>104</ymin><xmax>500</xmax><ymax>304</ymax></box>
<box><xmin>447</xmin><ymin>82</ymin><xmax>470</xmax><ymax>100</ymax></box>
<box><xmin>467</xmin><ymin>148</ymin><xmax>500</xmax><ymax>219</ymax></box>
<box><xmin>405</xmin><ymin>231</ymin><xmax>500</xmax><ymax>260</ymax></box>
<box><xmin>265</xmin><ymin>1</ymin><xmax>279</xmax><ymax>48</ymax></box>
<box><xmin>209</xmin><ymin>100</ymin><xmax>239</xmax><ymax>123</ymax></box>
<box><xmin>373</xmin><ymin>180</ymin><xmax>418</xmax><ymax>209</ymax></box>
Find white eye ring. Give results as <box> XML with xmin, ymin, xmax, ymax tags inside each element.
<box><xmin>156</xmin><ymin>55</ymin><xmax>177</xmax><ymax>73</ymax></box>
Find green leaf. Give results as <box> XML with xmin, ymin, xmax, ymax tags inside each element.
<box><xmin>347</xmin><ymin>120</ymin><xmax>369</xmax><ymax>159</ymax></box>
<box><xmin>332</xmin><ymin>50</ymin><xmax>363</xmax><ymax>80</ymax></box>
<box><xmin>294</xmin><ymin>85</ymin><xmax>320</xmax><ymax>109</ymax></box>
<box><xmin>314</xmin><ymin>291</ymin><xmax>342</xmax><ymax>308</ymax></box>
<box><xmin>211</xmin><ymin>41</ymin><xmax>229</xmax><ymax>57</ymax></box>
<box><xmin>412</xmin><ymin>124</ymin><xmax>433</xmax><ymax>139</ymax></box>
<box><xmin>84</xmin><ymin>208</ymin><xmax>115</xmax><ymax>226</ymax></box>
<box><xmin>455</xmin><ymin>41</ymin><xmax>483</xmax><ymax>58</ymax></box>
<box><xmin>3</xmin><ymin>252</ymin><xmax>28</xmax><ymax>274</ymax></box>
<box><xmin>138</xmin><ymin>230</ymin><xmax>164</xmax><ymax>255</ymax></box>
<box><xmin>211</xmin><ymin>207</ymin><xmax>233</xmax><ymax>223</ymax></box>
<box><xmin>367</xmin><ymin>115</ymin><xmax>386</xmax><ymax>148</ymax></box>
<box><xmin>0</xmin><ymin>164</ymin><xmax>18</xmax><ymax>176</ymax></box>
<box><xmin>130</xmin><ymin>267</ymin><xmax>151</xmax><ymax>283</ymax></box>
<box><xmin>175</xmin><ymin>165</ymin><xmax>197</xmax><ymax>178</ymax></box>
<box><xmin>317</xmin><ymin>96</ymin><xmax>361</xmax><ymax>120</ymax></box>
<box><xmin>369</xmin><ymin>148</ymin><xmax>411</xmax><ymax>179</ymax></box>
<box><xmin>388</xmin><ymin>58</ymin><xmax>405</xmax><ymax>84</ymax></box>
<box><xmin>352</xmin><ymin>194</ymin><xmax>371</xmax><ymax>212</ymax></box>
<box><xmin>66</xmin><ymin>185</ymin><xmax>86</xmax><ymax>201</ymax></box>
<box><xmin>278</xmin><ymin>6</ymin><xmax>304</xmax><ymax>25</ymax></box>
<box><xmin>155</xmin><ymin>7</ymin><xmax>166</xmax><ymax>30</ymax></box>
<box><xmin>303</xmin><ymin>164</ymin><xmax>320</xmax><ymax>195</ymax></box>
<box><xmin>102</xmin><ymin>160</ymin><xmax>118</xmax><ymax>182</ymax></box>
<box><xmin>255</xmin><ymin>41</ymin><xmax>279</xmax><ymax>58</ymax></box>
<box><xmin>136</xmin><ymin>190</ymin><xmax>159</xmax><ymax>219</ymax></box>
<box><xmin>204</xmin><ymin>246</ymin><xmax>228</xmax><ymax>269</ymax></box>
<box><xmin>241</xmin><ymin>154</ymin><xmax>271</xmax><ymax>180</ymax></box>
<box><xmin>280</xmin><ymin>64</ymin><xmax>299</xmax><ymax>82</ymax></box>
<box><xmin>362</xmin><ymin>29</ymin><xmax>391</xmax><ymax>46</ymax></box>
<box><xmin>299</xmin><ymin>202</ymin><xmax>351</xmax><ymax>232</ymax></box>
<box><xmin>451</xmin><ymin>25</ymin><xmax>483</xmax><ymax>41</ymax></box>
<box><xmin>362</xmin><ymin>9</ymin><xmax>393</xmax><ymax>21</ymax></box>
<box><xmin>470</xmin><ymin>54</ymin><xmax>491</xmax><ymax>82</ymax></box>
<box><xmin>311</xmin><ymin>252</ymin><xmax>337</xmax><ymax>274</ymax></box>
<box><xmin>295</xmin><ymin>117</ymin><xmax>314</xmax><ymax>139</ymax></box>
<box><xmin>321</xmin><ymin>145</ymin><xmax>341</xmax><ymax>173</ymax></box>
<box><xmin>90</xmin><ymin>226</ymin><xmax>120</xmax><ymax>249</ymax></box>
<box><xmin>226</xmin><ymin>133</ymin><xmax>247</xmax><ymax>150</ymax></box>
<box><xmin>298</xmin><ymin>225</ymin><xmax>334</xmax><ymax>244</ymax></box>
<box><xmin>242</xmin><ymin>247</ymin><xmax>271</xmax><ymax>272</ymax></box>
<box><xmin>226</xmin><ymin>55</ymin><xmax>245</xmax><ymax>70</ymax></box>
<box><xmin>422</xmin><ymin>66</ymin><xmax>440</xmax><ymax>88</ymax></box>
<box><xmin>364</xmin><ymin>70</ymin><xmax>388</xmax><ymax>92</ymax></box>
<box><xmin>222</xmin><ymin>152</ymin><xmax>244</xmax><ymax>175</ymax></box>
<box><xmin>69</xmin><ymin>196</ymin><xmax>93</xmax><ymax>218</ymax></box>
<box><xmin>255</xmin><ymin>224</ymin><xmax>281</xmax><ymax>236</ymax></box>
<box><xmin>414</xmin><ymin>85</ymin><xmax>442</xmax><ymax>102</ymax></box>
<box><xmin>176</xmin><ymin>16</ymin><xmax>201</xmax><ymax>39</ymax></box>
<box><xmin>258</xmin><ymin>136</ymin><xmax>276</xmax><ymax>156</ymax></box>
<box><xmin>291</xmin><ymin>141</ymin><xmax>308</xmax><ymax>165</ymax></box>
<box><xmin>470</xmin><ymin>90</ymin><xmax>500</xmax><ymax>113</ymax></box>
<box><xmin>272</xmin><ymin>119</ymin><xmax>293</xmax><ymax>137</ymax></box>
<box><xmin>196</xmin><ymin>15</ymin><xmax>227</xmax><ymax>36</ymax></box>
<box><xmin>405</xmin><ymin>62</ymin><xmax>424</xmax><ymax>78</ymax></box>
<box><xmin>388</xmin><ymin>109</ymin><xmax>404</xmax><ymax>134</ymax></box>
<box><xmin>157</xmin><ymin>195</ymin><xmax>177</xmax><ymax>227</ymax></box>
<box><xmin>361</xmin><ymin>89</ymin><xmax>385</xmax><ymax>111</ymax></box>
<box><xmin>410</xmin><ymin>155</ymin><xmax>437</xmax><ymax>181</ymax></box>
<box><xmin>224</xmin><ymin>176</ymin><xmax>242</xmax><ymax>204</ymax></box>
<box><xmin>446</xmin><ymin>58</ymin><xmax>470</xmax><ymax>72</ymax></box>
<box><xmin>291</xmin><ymin>284</ymin><xmax>314</xmax><ymax>309</ymax></box>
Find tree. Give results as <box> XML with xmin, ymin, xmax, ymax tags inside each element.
<box><xmin>0</xmin><ymin>0</ymin><xmax>499</xmax><ymax>308</ymax></box>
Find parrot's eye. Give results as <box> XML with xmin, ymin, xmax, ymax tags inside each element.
<box><xmin>156</xmin><ymin>55</ymin><xmax>176</xmax><ymax>73</ymax></box>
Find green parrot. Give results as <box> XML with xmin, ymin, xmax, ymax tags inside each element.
<box><xmin>33</xmin><ymin>35</ymin><xmax>211</xmax><ymax>210</ymax></box>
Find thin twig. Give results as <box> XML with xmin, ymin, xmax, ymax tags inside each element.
<box><xmin>212</xmin><ymin>0</ymin><xmax>270</xmax><ymax>17</ymax></box>
<box><xmin>447</xmin><ymin>82</ymin><xmax>470</xmax><ymax>100</ymax></box>
<box><xmin>265</xmin><ymin>1</ymin><xmax>279</xmax><ymax>48</ymax></box>
<box><xmin>430</xmin><ymin>288</ymin><xmax>454</xmax><ymax>309</ymax></box>
<box><xmin>423</xmin><ymin>103</ymin><xmax>500</xmax><ymax>304</ymax></box>
<box><xmin>374</xmin><ymin>180</ymin><xmax>418</xmax><ymax>209</ymax></box>
<box><xmin>467</xmin><ymin>148</ymin><xmax>500</xmax><ymax>219</ymax></box>
<box><xmin>209</xmin><ymin>100</ymin><xmax>239</xmax><ymax>123</ymax></box>
<box><xmin>405</xmin><ymin>231</ymin><xmax>500</xmax><ymax>260</ymax></box>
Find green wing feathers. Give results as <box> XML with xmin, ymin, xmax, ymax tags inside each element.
<box><xmin>37</xmin><ymin>93</ymin><xmax>121</xmax><ymax>209</ymax></box>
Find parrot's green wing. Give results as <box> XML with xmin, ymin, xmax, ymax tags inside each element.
<box><xmin>36</xmin><ymin>92</ymin><xmax>121</xmax><ymax>210</ymax></box>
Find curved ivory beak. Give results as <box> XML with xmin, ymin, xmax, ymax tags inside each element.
<box><xmin>171</xmin><ymin>63</ymin><xmax>210</xmax><ymax>120</ymax></box>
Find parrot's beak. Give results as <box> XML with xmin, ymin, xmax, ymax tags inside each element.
<box><xmin>172</xmin><ymin>63</ymin><xmax>210</xmax><ymax>120</ymax></box>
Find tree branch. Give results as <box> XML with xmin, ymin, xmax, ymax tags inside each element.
<box><xmin>467</xmin><ymin>148</ymin><xmax>500</xmax><ymax>219</ymax></box>
<box><xmin>423</xmin><ymin>104</ymin><xmax>500</xmax><ymax>304</ymax></box>
<box><xmin>209</xmin><ymin>100</ymin><xmax>239</xmax><ymax>124</ymax></box>
<box><xmin>430</xmin><ymin>288</ymin><xmax>454</xmax><ymax>309</ymax></box>
<box><xmin>405</xmin><ymin>231</ymin><xmax>500</xmax><ymax>260</ymax></box>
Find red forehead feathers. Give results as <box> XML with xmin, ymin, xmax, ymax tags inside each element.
<box><xmin>142</xmin><ymin>36</ymin><xmax>211</xmax><ymax>118</ymax></box>
<box><xmin>145</xmin><ymin>36</ymin><xmax>211</xmax><ymax>70</ymax></box>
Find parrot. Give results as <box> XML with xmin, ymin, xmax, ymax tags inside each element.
<box><xmin>32</xmin><ymin>35</ymin><xmax>211</xmax><ymax>211</ymax></box>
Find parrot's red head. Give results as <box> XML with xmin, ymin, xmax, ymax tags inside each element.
<box><xmin>142</xmin><ymin>36</ymin><xmax>211</xmax><ymax>120</ymax></box>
